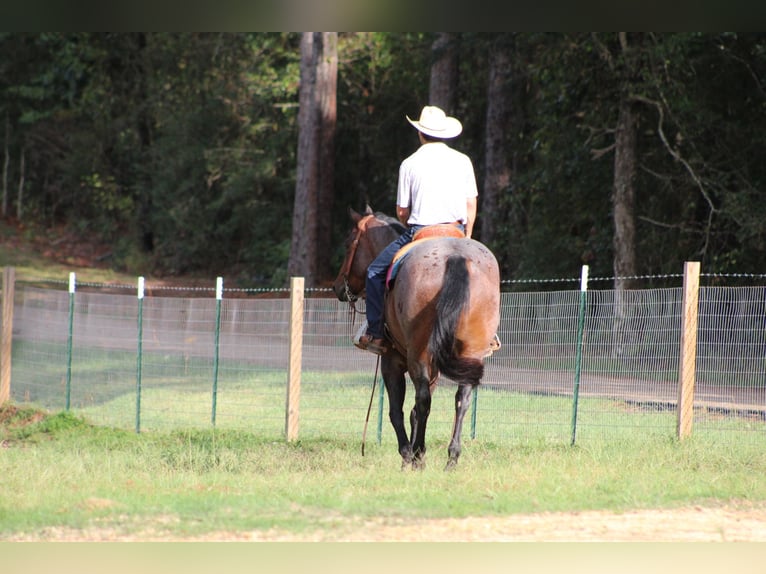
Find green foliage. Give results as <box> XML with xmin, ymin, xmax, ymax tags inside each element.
<box><xmin>2</xmin><ymin>33</ymin><xmax>766</xmax><ymax>284</ymax></box>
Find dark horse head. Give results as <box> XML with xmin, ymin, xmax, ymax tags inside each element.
<box><xmin>333</xmin><ymin>206</ymin><xmax>404</xmax><ymax>302</ymax></box>
<box><xmin>333</xmin><ymin>208</ymin><xmax>501</xmax><ymax>470</ymax></box>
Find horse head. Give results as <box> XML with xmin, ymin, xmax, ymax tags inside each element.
<box><xmin>332</xmin><ymin>206</ymin><xmax>404</xmax><ymax>302</ymax></box>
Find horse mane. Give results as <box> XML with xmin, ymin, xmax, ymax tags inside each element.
<box><xmin>374</xmin><ymin>212</ymin><xmax>407</xmax><ymax>234</ymax></box>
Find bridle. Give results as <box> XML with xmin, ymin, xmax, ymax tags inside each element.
<box><xmin>338</xmin><ymin>214</ymin><xmax>375</xmax><ymax>309</ymax></box>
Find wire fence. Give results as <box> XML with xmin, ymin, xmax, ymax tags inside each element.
<box><xmin>2</xmin><ymin>266</ymin><xmax>765</xmax><ymax>447</ymax></box>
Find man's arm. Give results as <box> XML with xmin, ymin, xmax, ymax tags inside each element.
<box><xmin>396</xmin><ymin>205</ymin><xmax>410</xmax><ymax>226</ymax></box>
<box><xmin>465</xmin><ymin>196</ymin><xmax>477</xmax><ymax>238</ymax></box>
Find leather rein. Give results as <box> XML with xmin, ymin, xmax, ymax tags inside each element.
<box><xmin>338</xmin><ymin>214</ymin><xmax>374</xmax><ymax>308</ymax></box>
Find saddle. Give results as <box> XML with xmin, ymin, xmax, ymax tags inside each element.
<box><xmin>385</xmin><ymin>223</ymin><xmax>465</xmax><ymax>289</ymax></box>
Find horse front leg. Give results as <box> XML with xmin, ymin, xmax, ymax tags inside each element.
<box><xmin>445</xmin><ymin>383</ymin><xmax>474</xmax><ymax>470</ymax></box>
<box><xmin>381</xmin><ymin>356</ymin><xmax>412</xmax><ymax>467</ymax></box>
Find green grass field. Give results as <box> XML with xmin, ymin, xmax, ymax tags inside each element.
<box><xmin>2</xmin><ymin>400</ymin><xmax>765</xmax><ymax>541</ymax></box>
<box><xmin>3</xmin><ymin>224</ymin><xmax>766</xmax><ymax>543</ymax></box>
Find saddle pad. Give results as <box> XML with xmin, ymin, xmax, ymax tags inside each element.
<box><xmin>386</xmin><ymin>224</ymin><xmax>465</xmax><ymax>289</ymax></box>
<box><xmin>412</xmin><ymin>223</ymin><xmax>465</xmax><ymax>242</ymax></box>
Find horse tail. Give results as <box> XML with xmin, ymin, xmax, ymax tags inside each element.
<box><xmin>429</xmin><ymin>255</ymin><xmax>485</xmax><ymax>383</ymax></box>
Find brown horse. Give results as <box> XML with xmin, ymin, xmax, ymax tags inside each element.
<box><xmin>333</xmin><ymin>207</ymin><xmax>501</xmax><ymax>470</ymax></box>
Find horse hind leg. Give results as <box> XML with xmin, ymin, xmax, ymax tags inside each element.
<box><xmin>408</xmin><ymin>375</ymin><xmax>433</xmax><ymax>470</ymax></box>
<box><xmin>381</xmin><ymin>358</ymin><xmax>413</xmax><ymax>467</ymax></box>
<box><xmin>445</xmin><ymin>383</ymin><xmax>475</xmax><ymax>471</ymax></box>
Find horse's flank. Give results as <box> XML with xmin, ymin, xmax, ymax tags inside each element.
<box><xmin>384</xmin><ymin>237</ymin><xmax>500</xmax><ymax>377</ymax></box>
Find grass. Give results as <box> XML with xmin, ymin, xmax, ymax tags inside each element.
<box><xmin>1</xmin><ymin>403</ymin><xmax>766</xmax><ymax>540</ymax></box>
<box><xmin>0</xmin><ymin>234</ymin><xmax>130</xmax><ymax>287</ymax></box>
<box><xmin>3</xmin><ymin>223</ymin><xmax>766</xmax><ymax>542</ymax></box>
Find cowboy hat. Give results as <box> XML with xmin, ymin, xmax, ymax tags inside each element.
<box><xmin>406</xmin><ymin>105</ymin><xmax>462</xmax><ymax>139</ymax></box>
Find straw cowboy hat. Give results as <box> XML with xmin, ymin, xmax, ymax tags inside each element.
<box><xmin>406</xmin><ymin>105</ymin><xmax>463</xmax><ymax>139</ymax></box>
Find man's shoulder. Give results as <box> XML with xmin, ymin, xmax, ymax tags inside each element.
<box><xmin>403</xmin><ymin>142</ymin><xmax>473</xmax><ymax>168</ymax></box>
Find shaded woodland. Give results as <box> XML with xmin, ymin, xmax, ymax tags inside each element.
<box><xmin>2</xmin><ymin>33</ymin><xmax>765</xmax><ymax>288</ymax></box>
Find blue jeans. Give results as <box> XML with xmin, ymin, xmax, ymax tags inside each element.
<box><xmin>364</xmin><ymin>223</ymin><xmax>464</xmax><ymax>338</ymax></box>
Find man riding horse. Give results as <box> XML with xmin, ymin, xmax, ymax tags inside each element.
<box><xmin>355</xmin><ymin>105</ymin><xmax>479</xmax><ymax>355</ymax></box>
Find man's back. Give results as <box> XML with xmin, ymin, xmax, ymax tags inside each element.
<box><xmin>397</xmin><ymin>142</ymin><xmax>477</xmax><ymax>227</ymax></box>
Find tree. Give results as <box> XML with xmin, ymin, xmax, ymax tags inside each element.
<box><xmin>481</xmin><ymin>34</ymin><xmax>514</xmax><ymax>247</ymax></box>
<box><xmin>429</xmin><ymin>33</ymin><xmax>459</xmax><ymax>112</ymax></box>
<box><xmin>316</xmin><ymin>32</ymin><xmax>338</xmax><ymax>283</ymax></box>
<box><xmin>611</xmin><ymin>33</ymin><xmax>639</xmax><ymax>291</ymax></box>
<box><xmin>3</xmin><ymin>33</ymin><xmax>766</xmax><ymax>286</ymax></box>
<box><xmin>288</xmin><ymin>32</ymin><xmax>338</xmax><ymax>286</ymax></box>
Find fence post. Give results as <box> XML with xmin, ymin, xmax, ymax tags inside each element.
<box><xmin>0</xmin><ymin>266</ymin><xmax>15</xmax><ymax>404</ymax></box>
<box><xmin>135</xmin><ymin>276</ymin><xmax>145</xmax><ymax>434</ymax></box>
<box><xmin>285</xmin><ymin>276</ymin><xmax>304</xmax><ymax>441</ymax></box>
<box><xmin>570</xmin><ymin>264</ymin><xmax>589</xmax><ymax>446</ymax></box>
<box><xmin>65</xmin><ymin>272</ymin><xmax>76</xmax><ymax>410</ymax></box>
<box><xmin>211</xmin><ymin>276</ymin><xmax>223</xmax><ymax>426</ymax></box>
<box><xmin>470</xmin><ymin>386</ymin><xmax>478</xmax><ymax>439</ymax></box>
<box><xmin>676</xmin><ymin>261</ymin><xmax>700</xmax><ymax>440</ymax></box>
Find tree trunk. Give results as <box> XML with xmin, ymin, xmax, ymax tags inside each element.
<box><xmin>135</xmin><ymin>32</ymin><xmax>155</xmax><ymax>253</ymax></box>
<box><xmin>429</xmin><ymin>33</ymin><xmax>458</xmax><ymax>112</ymax></box>
<box><xmin>612</xmin><ymin>94</ymin><xmax>638</xmax><ymax>356</ymax></box>
<box><xmin>481</xmin><ymin>36</ymin><xmax>514</xmax><ymax>245</ymax></box>
<box><xmin>2</xmin><ymin>114</ymin><xmax>9</xmax><ymax>217</ymax></box>
<box><xmin>612</xmin><ymin>35</ymin><xmax>638</xmax><ymax>291</ymax></box>
<box><xmin>288</xmin><ymin>32</ymin><xmax>337</xmax><ymax>287</ymax></box>
<box><xmin>315</xmin><ymin>32</ymin><xmax>337</xmax><ymax>283</ymax></box>
<box><xmin>16</xmin><ymin>148</ymin><xmax>24</xmax><ymax>221</ymax></box>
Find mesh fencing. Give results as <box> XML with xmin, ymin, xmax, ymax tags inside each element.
<box><xmin>5</xmin><ymin>278</ymin><xmax>766</xmax><ymax>446</ymax></box>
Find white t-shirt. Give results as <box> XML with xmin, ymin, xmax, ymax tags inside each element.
<box><xmin>397</xmin><ymin>142</ymin><xmax>478</xmax><ymax>226</ymax></box>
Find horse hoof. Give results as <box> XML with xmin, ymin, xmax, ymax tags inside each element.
<box><xmin>444</xmin><ymin>459</ymin><xmax>458</xmax><ymax>471</ymax></box>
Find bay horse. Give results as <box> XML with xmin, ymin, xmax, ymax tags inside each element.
<box><xmin>333</xmin><ymin>206</ymin><xmax>501</xmax><ymax>470</ymax></box>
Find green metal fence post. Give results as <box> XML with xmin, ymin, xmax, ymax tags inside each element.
<box><xmin>211</xmin><ymin>276</ymin><xmax>223</xmax><ymax>426</ymax></box>
<box><xmin>135</xmin><ymin>276</ymin><xmax>145</xmax><ymax>434</ymax></box>
<box><xmin>570</xmin><ymin>265</ymin><xmax>589</xmax><ymax>446</ymax></box>
<box><xmin>65</xmin><ymin>272</ymin><xmax>75</xmax><ymax>411</ymax></box>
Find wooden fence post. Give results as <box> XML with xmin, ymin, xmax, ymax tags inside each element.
<box><xmin>676</xmin><ymin>261</ymin><xmax>700</xmax><ymax>440</ymax></box>
<box><xmin>285</xmin><ymin>276</ymin><xmax>304</xmax><ymax>441</ymax></box>
<box><xmin>1</xmin><ymin>266</ymin><xmax>15</xmax><ymax>404</ymax></box>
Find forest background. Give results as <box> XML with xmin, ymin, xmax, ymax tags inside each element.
<box><xmin>1</xmin><ymin>32</ymin><xmax>765</xmax><ymax>290</ymax></box>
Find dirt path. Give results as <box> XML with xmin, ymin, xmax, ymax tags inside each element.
<box><xmin>220</xmin><ymin>505</ymin><xmax>766</xmax><ymax>541</ymax></box>
<box><xmin>7</xmin><ymin>504</ymin><xmax>766</xmax><ymax>541</ymax></box>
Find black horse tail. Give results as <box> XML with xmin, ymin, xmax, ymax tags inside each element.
<box><xmin>429</xmin><ymin>255</ymin><xmax>485</xmax><ymax>383</ymax></box>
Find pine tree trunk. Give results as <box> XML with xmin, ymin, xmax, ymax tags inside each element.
<box><xmin>315</xmin><ymin>32</ymin><xmax>337</xmax><ymax>283</ymax></box>
<box><xmin>482</xmin><ymin>37</ymin><xmax>513</xmax><ymax>245</ymax></box>
<box><xmin>2</xmin><ymin>115</ymin><xmax>9</xmax><ymax>217</ymax></box>
<box><xmin>428</xmin><ymin>33</ymin><xmax>458</xmax><ymax>112</ymax></box>
<box><xmin>288</xmin><ymin>32</ymin><xmax>337</xmax><ymax>286</ymax></box>
<box><xmin>612</xmin><ymin>95</ymin><xmax>638</xmax><ymax>356</ymax></box>
<box><xmin>288</xmin><ymin>33</ymin><xmax>320</xmax><ymax>284</ymax></box>
<box><xmin>612</xmin><ymin>83</ymin><xmax>638</xmax><ymax>289</ymax></box>
<box><xmin>16</xmin><ymin>148</ymin><xmax>24</xmax><ymax>221</ymax></box>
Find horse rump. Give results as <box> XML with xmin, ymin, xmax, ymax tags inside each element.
<box><xmin>428</xmin><ymin>254</ymin><xmax>484</xmax><ymax>383</ymax></box>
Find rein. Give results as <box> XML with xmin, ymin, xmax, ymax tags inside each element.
<box><xmin>337</xmin><ymin>214</ymin><xmax>385</xmax><ymax>456</ymax></box>
<box><xmin>360</xmin><ymin>354</ymin><xmax>381</xmax><ymax>456</ymax></box>
<box><xmin>338</xmin><ymin>214</ymin><xmax>374</xmax><ymax>308</ymax></box>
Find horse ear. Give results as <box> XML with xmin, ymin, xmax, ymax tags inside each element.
<box><xmin>364</xmin><ymin>203</ymin><xmax>374</xmax><ymax>215</ymax></box>
<box><xmin>348</xmin><ymin>206</ymin><xmax>362</xmax><ymax>222</ymax></box>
